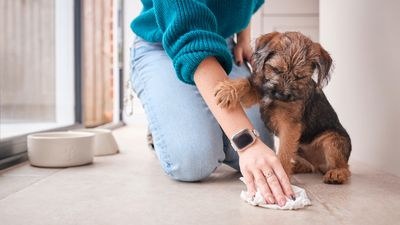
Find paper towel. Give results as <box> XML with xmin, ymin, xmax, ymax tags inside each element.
<box><xmin>239</xmin><ymin>177</ymin><xmax>311</xmax><ymax>210</ymax></box>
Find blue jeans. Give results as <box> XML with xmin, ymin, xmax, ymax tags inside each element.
<box><xmin>130</xmin><ymin>36</ymin><xmax>274</xmax><ymax>182</ymax></box>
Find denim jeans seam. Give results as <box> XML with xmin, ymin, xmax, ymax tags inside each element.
<box><xmin>131</xmin><ymin>45</ymin><xmax>175</xmax><ymax>176</ymax></box>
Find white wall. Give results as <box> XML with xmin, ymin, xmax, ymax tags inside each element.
<box><xmin>255</xmin><ymin>0</ymin><xmax>319</xmax><ymax>41</ymax></box>
<box><xmin>123</xmin><ymin>0</ymin><xmax>146</xmax><ymax>124</ymax></box>
<box><xmin>320</xmin><ymin>0</ymin><xmax>400</xmax><ymax>176</ymax></box>
<box><xmin>123</xmin><ymin>0</ymin><xmax>141</xmax><ymax>79</ymax></box>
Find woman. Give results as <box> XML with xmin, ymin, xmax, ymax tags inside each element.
<box><xmin>130</xmin><ymin>0</ymin><xmax>294</xmax><ymax>206</ymax></box>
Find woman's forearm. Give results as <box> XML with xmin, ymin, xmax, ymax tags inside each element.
<box><xmin>194</xmin><ymin>57</ymin><xmax>254</xmax><ymax>138</ymax></box>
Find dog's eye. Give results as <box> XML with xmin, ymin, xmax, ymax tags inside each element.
<box><xmin>271</xmin><ymin>67</ymin><xmax>283</xmax><ymax>75</ymax></box>
<box><xmin>294</xmin><ymin>76</ymin><xmax>307</xmax><ymax>81</ymax></box>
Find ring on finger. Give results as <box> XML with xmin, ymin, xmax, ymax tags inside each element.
<box><xmin>263</xmin><ymin>170</ymin><xmax>274</xmax><ymax>179</ymax></box>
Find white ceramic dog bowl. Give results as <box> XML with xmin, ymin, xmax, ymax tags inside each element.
<box><xmin>27</xmin><ymin>132</ymin><xmax>95</xmax><ymax>168</ymax></box>
<box><xmin>71</xmin><ymin>128</ymin><xmax>119</xmax><ymax>156</ymax></box>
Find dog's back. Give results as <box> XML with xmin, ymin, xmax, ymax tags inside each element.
<box><xmin>300</xmin><ymin>82</ymin><xmax>352</xmax><ymax>161</ymax></box>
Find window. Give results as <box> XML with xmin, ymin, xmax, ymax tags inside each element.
<box><xmin>0</xmin><ymin>0</ymin><xmax>79</xmax><ymax>169</ymax></box>
<box><xmin>0</xmin><ymin>0</ymin><xmax>125</xmax><ymax>169</ymax></box>
<box><xmin>0</xmin><ymin>0</ymin><xmax>75</xmax><ymax>140</ymax></box>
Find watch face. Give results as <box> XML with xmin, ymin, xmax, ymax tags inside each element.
<box><xmin>232</xmin><ymin>131</ymin><xmax>254</xmax><ymax>150</ymax></box>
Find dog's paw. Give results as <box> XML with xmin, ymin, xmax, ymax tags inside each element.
<box><xmin>214</xmin><ymin>80</ymin><xmax>240</xmax><ymax>109</ymax></box>
<box><xmin>323</xmin><ymin>168</ymin><xmax>351</xmax><ymax>184</ymax></box>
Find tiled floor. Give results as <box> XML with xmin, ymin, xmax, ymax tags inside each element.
<box><xmin>1</xmin><ymin>123</ymin><xmax>400</xmax><ymax>225</ymax></box>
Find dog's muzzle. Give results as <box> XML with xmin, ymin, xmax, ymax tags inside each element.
<box><xmin>272</xmin><ymin>91</ymin><xmax>292</xmax><ymax>101</ymax></box>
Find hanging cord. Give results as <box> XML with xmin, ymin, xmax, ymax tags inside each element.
<box><xmin>123</xmin><ymin>79</ymin><xmax>134</xmax><ymax>116</ymax></box>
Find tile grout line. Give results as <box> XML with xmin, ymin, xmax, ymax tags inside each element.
<box><xmin>0</xmin><ymin>168</ymin><xmax>66</xmax><ymax>201</ymax></box>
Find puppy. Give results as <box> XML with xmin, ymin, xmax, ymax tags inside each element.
<box><xmin>215</xmin><ymin>32</ymin><xmax>351</xmax><ymax>184</ymax></box>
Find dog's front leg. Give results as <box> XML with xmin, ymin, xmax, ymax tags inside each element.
<box><xmin>214</xmin><ymin>78</ymin><xmax>260</xmax><ymax>109</ymax></box>
<box><xmin>277</xmin><ymin>124</ymin><xmax>302</xmax><ymax>178</ymax></box>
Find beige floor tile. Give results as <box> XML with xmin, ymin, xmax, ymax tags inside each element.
<box><xmin>0</xmin><ymin>124</ymin><xmax>399</xmax><ymax>225</ymax></box>
<box><xmin>0</xmin><ymin>175</ymin><xmax>42</xmax><ymax>200</ymax></box>
<box><xmin>1</xmin><ymin>162</ymin><xmax>62</xmax><ymax>177</ymax></box>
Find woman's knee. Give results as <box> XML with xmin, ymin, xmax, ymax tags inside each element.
<box><xmin>156</xmin><ymin>134</ymin><xmax>224</xmax><ymax>182</ymax></box>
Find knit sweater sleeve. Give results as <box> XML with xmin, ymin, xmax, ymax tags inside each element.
<box><xmin>153</xmin><ymin>0</ymin><xmax>232</xmax><ymax>85</ymax></box>
<box><xmin>254</xmin><ymin>0</ymin><xmax>265</xmax><ymax>13</ymax></box>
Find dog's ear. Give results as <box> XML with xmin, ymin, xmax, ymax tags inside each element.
<box><xmin>311</xmin><ymin>43</ymin><xmax>333</xmax><ymax>88</ymax></box>
<box><xmin>253</xmin><ymin>32</ymin><xmax>281</xmax><ymax>74</ymax></box>
<box><xmin>255</xmin><ymin>32</ymin><xmax>280</xmax><ymax>50</ymax></box>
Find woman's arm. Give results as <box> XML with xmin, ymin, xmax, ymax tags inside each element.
<box><xmin>152</xmin><ymin>0</ymin><xmax>233</xmax><ymax>84</ymax></box>
<box><xmin>194</xmin><ymin>57</ymin><xmax>295</xmax><ymax>206</ymax></box>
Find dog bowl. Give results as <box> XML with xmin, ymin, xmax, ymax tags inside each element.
<box><xmin>27</xmin><ymin>132</ymin><xmax>95</xmax><ymax>168</ymax></box>
<box><xmin>70</xmin><ymin>128</ymin><xmax>119</xmax><ymax>156</ymax></box>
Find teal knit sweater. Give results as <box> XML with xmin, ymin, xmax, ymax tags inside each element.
<box><xmin>131</xmin><ymin>0</ymin><xmax>264</xmax><ymax>84</ymax></box>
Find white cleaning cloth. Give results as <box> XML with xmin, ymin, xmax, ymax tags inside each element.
<box><xmin>239</xmin><ymin>177</ymin><xmax>311</xmax><ymax>210</ymax></box>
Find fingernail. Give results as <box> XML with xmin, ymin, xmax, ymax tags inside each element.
<box><xmin>291</xmin><ymin>195</ymin><xmax>296</xmax><ymax>201</ymax></box>
<box><xmin>268</xmin><ymin>197</ymin><xmax>275</xmax><ymax>204</ymax></box>
<box><xmin>278</xmin><ymin>199</ymin><xmax>286</xmax><ymax>207</ymax></box>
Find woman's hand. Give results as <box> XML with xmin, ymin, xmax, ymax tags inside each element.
<box><xmin>234</xmin><ymin>21</ymin><xmax>252</xmax><ymax>66</ymax></box>
<box><xmin>239</xmin><ymin>140</ymin><xmax>295</xmax><ymax>206</ymax></box>
<box><xmin>233</xmin><ymin>41</ymin><xmax>253</xmax><ymax>66</ymax></box>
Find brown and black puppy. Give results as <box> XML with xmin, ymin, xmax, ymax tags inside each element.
<box><xmin>215</xmin><ymin>32</ymin><xmax>351</xmax><ymax>184</ymax></box>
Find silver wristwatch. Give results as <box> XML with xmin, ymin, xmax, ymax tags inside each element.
<box><xmin>230</xmin><ymin>128</ymin><xmax>260</xmax><ymax>152</ymax></box>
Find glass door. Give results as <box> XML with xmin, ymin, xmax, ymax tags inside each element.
<box><xmin>0</xmin><ymin>0</ymin><xmax>77</xmax><ymax>168</ymax></box>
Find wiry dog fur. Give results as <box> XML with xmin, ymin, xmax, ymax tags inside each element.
<box><xmin>215</xmin><ymin>32</ymin><xmax>351</xmax><ymax>184</ymax></box>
